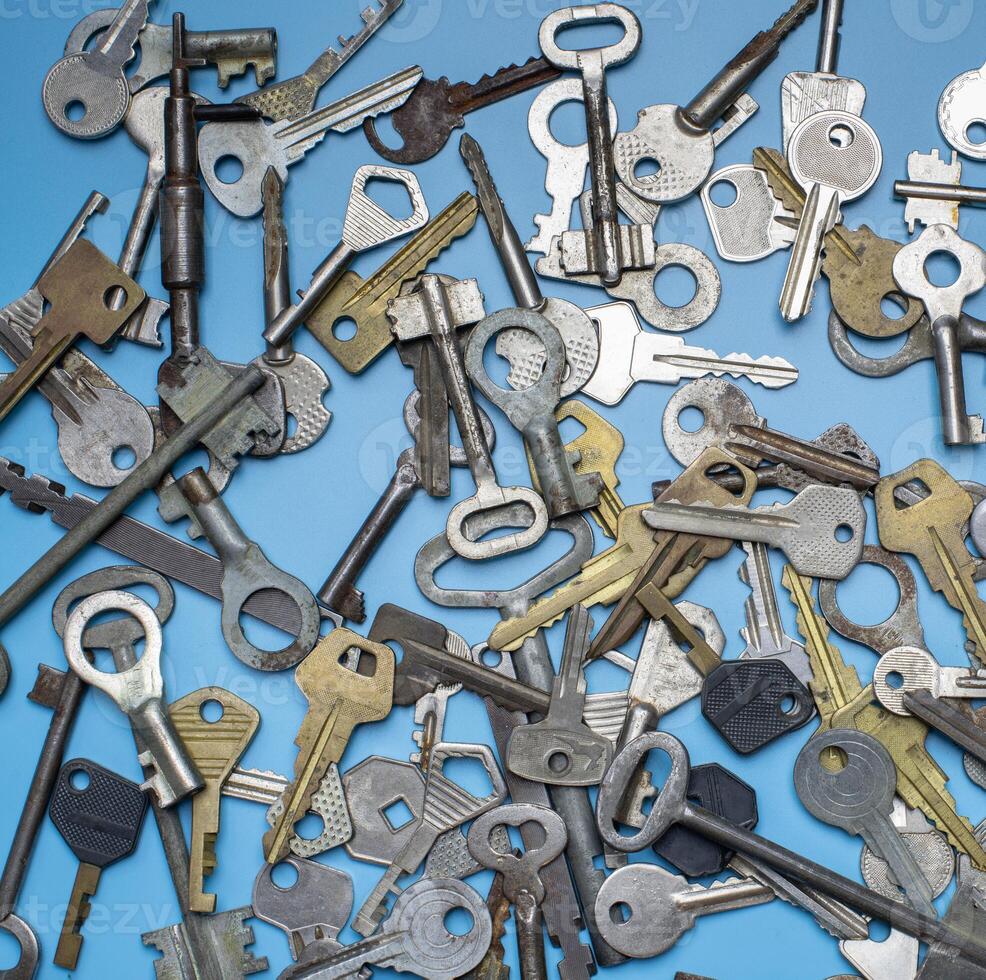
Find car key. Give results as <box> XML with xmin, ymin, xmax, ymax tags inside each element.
<box><xmin>50</xmin><ymin>759</ymin><xmax>148</xmax><ymax>968</ymax></box>
<box><xmin>780</xmin><ymin>110</ymin><xmax>882</xmax><ymax>321</ymax></box>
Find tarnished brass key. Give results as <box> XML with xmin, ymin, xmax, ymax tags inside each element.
<box><xmin>0</xmin><ymin>239</ymin><xmax>144</xmax><ymax>422</ymax></box>
<box><xmin>304</xmin><ymin>192</ymin><xmax>479</xmax><ymax>373</ymax></box>
<box><xmin>263</xmin><ymin>630</ymin><xmax>394</xmax><ymax>864</ymax></box>
<box><xmin>169</xmin><ymin>687</ymin><xmax>260</xmax><ymax>913</ymax></box>
<box><xmin>526</xmin><ymin>400</ymin><xmax>625</xmax><ymax>538</ymax></box>
<box><xmin>875</xmin><ymin>459</ymin><xmax>986</xmax><ymax>666</ymax></box>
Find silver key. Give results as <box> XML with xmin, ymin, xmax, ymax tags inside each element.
<box><xmin>581</xmin><ymin>300</ymin><xmax>798</xmax><ymax>405</ymax></box>
<box><xmin>939</xmin><ymin>59</ymin><xmax>986</xmax><ymax>161</ymax></box>
<box><xmin>842</xmin><ymin>929</ymin><xmax>920</xmax><ymax>980</ymax></box>
<box><xmin>874</xmin><ymin>646</ymin><xmax>986</xmax><ymax>715</ymax></box>
<box><xmin>62</xmin><ymin>590</ymin><xmax>204</xmax><ymax>807</ymax></box>
<box><xmin>199</xmin><ymin>68</ymin><xmax>422</xmax><ymax>217</ymax></box>
<box><xmin>644</xmin><ymin>483</ymin><xmax>866</xmax><ymax>580</ymax></box>
<box><xmin>900</xmin><ymin>149</ymin><xmax>963</xmax><ymax>232</ymax></box>
<box><xmin>780</xmin><ymin>110</ymin><xmax>882</xmax><ymax>321</ymax></box>
<box><xmin>42</xmin><ymin>0</ymin><xmax>149</xmax><ymax>138</ymax></box>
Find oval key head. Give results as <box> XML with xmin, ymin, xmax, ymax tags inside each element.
<box><xmin>873</xmin><ymin>646</ymin><xmax>942</xmax><ymax>716</ymax></box>
<box><xmin>42</xmin><ymin>53</ymin><xmax>131</xmax><ymax>139</ymax></box>
<box><xmin>538</xmin><ymin>4</ymin><xmax>641</xmax><ymax>72</ymax></box>
<box><xmin>939</xmin><ymin>63</ymin><xmax>986</xmax><ymax>161</ymax></box>
<box><xmin>199</xmin><ymin>119</ymin><xmax>283</xmax><ymax>217</ymax></box>
<box><xmin>787</xmin><ymin>110</ymin><xmax>883</xmax><ymax>202</ymax></box>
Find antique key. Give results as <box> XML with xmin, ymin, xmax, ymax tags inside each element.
<box><xmin>50</xmin><ymin>759</ymin><xmax>148</xmax><ymax>968</ymax></box>
<box><xmin>263</xmin><ymin>630</ymin><xmax>394</xmax><ymax>864</ymax></box>
<box><xmin>169</xmin><ymin>688</ymin><xmax>260</xmax><ymax>913</ymax></box>
<box><xmin>0</xmin><ymin>239</ymin><xmax>145</xmax><ymax>424</ymax></box>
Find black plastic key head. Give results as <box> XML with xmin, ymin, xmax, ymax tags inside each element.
<box><xmin>654</xmin><ymin>763</ymin><xmax>758</xmax><ymax>877</ymax></box>
<box><xmin>50</xmin><ymin>759</ymin><xmax>147</xmax><ymax>867</ymax></box>
<box><xmin>701</xmin><ymin>659</ymin><xmax>815</xmax><ymax>754</ymax></box>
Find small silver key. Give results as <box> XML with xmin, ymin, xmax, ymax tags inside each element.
<box><xmin>939</xmin><ymin>59</ymin><xmax>986</xmax><ymax>161</ymax></box>
<box><xmin>899</xmin><ymin>149</ymin><xmax>963</xmax><ymax>232</ymax></box>
<box><xmin>874</xmin><ymin>646</ymin><xmax>986</xmax><ymax>715</ymax></box>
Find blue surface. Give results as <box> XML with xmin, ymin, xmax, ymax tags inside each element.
<box><xmin>2</xmin><ymin>1</ymin><xmax>986</xmax><ymax>977</ymax></box>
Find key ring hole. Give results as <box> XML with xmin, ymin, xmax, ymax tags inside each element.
<box><xmin>829</xmin><ymin>560</ymin><xmax>903</xmax><ymax>629</ymax></box>
<box><xmin>294</xmin><ymin>812</ymin><xmax>328</xmax><ymax>841</ymax></box>
<box><xmin>331</xmin><ymin>316</ymin><xmax>358</xmax><ymax>343</ymax></box>
<box><xmin>64</xmin><ymin>99</ymin><xmax>87</xmax><ymax>123</ymax></box>
<box><xmin>363</xmin><ymin>176</ymin><xmax>414</xmax><ymax>220</ymax></box>
<box><xmin>609</xmin><ymin>901</ymin><xmax>633</xmax><ymax>924</ymax></box>
<box><xmin>270</xmin><ymin>862</ymin><xmax>300</xmax><ymax>890</ymax></box>
<box><xmin>880</xmin><ymin>292</ymin><xmax>910</xmax><ymax>321</ymax></box>
<box><xmin>103</xmin><ymin>286</ymin><xmax>125</xmax><ymax>310</ymax></box>
<box><xmin>634</xmin><ymin>157</ymin><xmax>662</xmax><ymax>181</ymax></box>
<box><xmin>237</xmin><ymin>589</ymin><xmax>310</xmax><ymax>655</ymax></box>
<box><xmin>653</xmin><ymin>264</ymin><xmax>698</xmax><ymax>309</ymax></box>
<box><xmin>199</xmin><ymin>699</ymin><xmax>225</xmax><ymax>723</ymax></box>
<box><xmin>69</xmin><ymin>768</ymin><xmax>91</xmax><ymax>792</ymax></box>
<box><xmin>214</xmin><ymin>154</ymin><xmax>245</xmax><ymax>185</ymax></box>
<box><xmin>820</xmin><ymin>745</ymin><xmax>848</xmax><ymax>773</ymax></box>
<box><xmin>547</xmin><ymin>750</ymin><xmax>572</xmax><ymax>775</ymax></box>
<box><xmin>708</xmin><ymin>178</ymin><xmax>738</xmax><ymax>208</ymax></box>
<box><xmin>924</xmin><ymin>250</ymin><xmax>962</xmax><ymax>287</ymax></box>
<box><xmin>678</xmin><ymin>406</ymin><xmax>706</xmax><ymax>433</ymax></box>
<box><xmin>547</xmin><ymin>100</ymin><xmax>589</xmax><ymax>147</ymax></box>
<box><xmin>443</xmin><ymin>907</ymin><xmax>475</xmax><ymax>937</ymax></box>
<box><xmin>834</xmin><ymin>523</ymin><xmax>855</xmax><ymax>543</ymax></box>
<box><xmin>112</xmin><ymin>445</ymin><xmax>137</xmax><ymax>470</ymax></box>
<box><xmin>778</xmin><ymin>695</ymin><xmax>798</xmax><ymax>716</ymax></box>
<box><xmin>828</xmin><ymin>123</ymin><xmax>855</xmax><ymax>149</ymax></box>
<box><xmin>885</xmin><ymin>670</ymin><xmax>905</xmax><ymax>691</ymax></box>
<box><xmin>966</xmin><ymin>121</ymin><xmax>986</xmax><ymax>146</ymax></box>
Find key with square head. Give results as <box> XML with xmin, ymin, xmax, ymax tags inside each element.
<box><xmin>41</xmin><ymin>0</ymin><xmax>149</xmax><ymax>138</ymax></box>
<box><xmin>50</xmin><ymin>759</ymin><xmax>148</xmax><ymax>968</ymax></box>
<box><xmin>264</xmin><ymin>629</ymin><xmax>394</xmax><ymax>864</ymax></box>
<box><xmin>199</xmin><ymin>70</ymin><xmax>423</xmax><ymax>218</ymax></box>
<box><xmin>168</xmin><ymin>688</ymin><xmax>260</xmax><ymax>913</ymax></box>
<box><xmin>467</xmin><ymin>804</ymin><xmax>568</xmax><ymax>980</ymax></box>
<box><xmin>780</xmin><ymin>110</ymin><xmax>882</xmax><ymax>322</ymax></box>
<box><xmin>876</xmin><ymin>459</ymin><xmax>986</xmax><ymax>666</ymax></box>
<box><xmin>614</xmin><ymin>0</ymin><xmax>815</xmax><ymax>204</ymax></box>
<box><xmin>581</xmin><ymin>300</ymin><xmax>798</xmax><ymax>405</ymax></box>
<box><xmin>0</xmin><ymin>239</ymin><xmax>145</xmax><ymax>424</ymax></box>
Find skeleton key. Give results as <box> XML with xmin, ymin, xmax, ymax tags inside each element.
<box><xmin>199</xmin><ymin>70</ymin><xmax>423</xmax><ymax>217</ymax></box>
<box><xmin>365</xmin><ymin>57</ymin><xmax>562</xmax><ymax>164</ymax></box>
<box><xmin>304</xmin><ymin>192</ymin><xmax>479</xmax><ymax>374</ymax></box>
<box><xmin>506</xmin><ymin>606</ymin><xmax>612</xmax><ymax>786</ymax></box>
<box><xmin>897</xmin><ymin>149</ymin><xmax>964</xmax><ymax>232</ymax></box>
<box><xmin>0</xmin><ymin>239</ymin><xmax>145</xmax><ymax>424</ymax></box>
<box><xmin>50</xmin><ymin>759</ymin><xmax>148</xmax><ymax>969</ymax></box>
<box><xmin>237</xmin><ymin>0</ymin><xmax>405</xmax><ymax>122</ymax></box>
<box><xmin>42</xmin><ymin>0</ymin><xmax>149</xmax><ymax>138</ymax></box>
<box><xmin>780</xmin><ymin>110</ymin><xmax>882</xmax><ymax>322</ymax></box>
<box><xmin>168</xmin><ymin>688</ymin><xmax>260</xmax><ymax>913</ymax></box>
<box><xmin>876</xmin><ymin>460</ymin><xmax>986</xmax><ymax>666</ymax></box>
<box><xmin>614</xmin><ymin>0</ymin><xmax>816</xmax><ymax>203</ymax></box>
<box><xmin>461</xmin><ymin>871</ymin><xmax>511</xmax><ymax>980</ymax></box>
<box><xmin>264</xmin><ymin>630</ymin><xmax>394</xmax><ymax>864</ymax></box>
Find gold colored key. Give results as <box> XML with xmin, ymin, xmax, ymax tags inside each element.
<box><xmin>637</xmin><ymin>583</ymin><xmax>721</xmax><ymax>677</ymax></box>
<box><xmin>0</xmin><ymin>239</ymin><xmax>145</xmax><ymax>422</ymax></box>
<box><xmin>263</xmin><ymin>629</ymin><xmax>395</xmax><ymax>864</ymax></box>
<box><xmin>169</xmin><ymin>687</ymin><xmax>260</xmax><ymax>913</ymax></box>
<box><xmin>526</xmin><ymin>399</ymin><xmax>625</xmax><ymax>538</ymax></box>
<box><xmin>304</xmin><ymin>192</ymin><xmax>479</xmax><ymax>373</ymax></box>
<box><xmin>875</xmin><ymin>459</ymin><xmax>986</xmax><ymax>666</ymax></box>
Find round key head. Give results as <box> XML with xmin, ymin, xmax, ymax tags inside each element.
<box><xmin>793</xmin><ymin>730</ymin><xmax>897</xmax><ymax>832</ymax></box>
<box><xmin>198</xmin><ymin>118</ymin><xmax>283</xmax><ymax>217</ymax></box>
<box><xmin>42</xmin><ymin>53</ymin><xmax>131</xmax><ymax>139</ymax></box>
<box><xmin>526</xmin><ymin>77</ymin><xmax>618</xmax><ymax>159</ymax></box>
<box><xmin>873</xmin><ymin>646</ymin><xmax>942</xmax><ymax>715</ymax></box>
<box><xmin>787</xmin><ymin>110</ymin><xmax>882</xmax><ymax>202</ymax></box>
<box><xmin>938</xmin><ymin>64</ymin><xmax>986</xmax><ymax>161</ymax></box>
<box><xmin>252</xmin><ymin>857</ymin><xmax>353</xmax><ymax>943</ymax></box>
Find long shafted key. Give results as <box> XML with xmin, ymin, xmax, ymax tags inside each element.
<box><xmin>876</xmin><ymin>460</ymin><xmax>986</xmax><ymax>665</ymax></box>
<box><xmin>614</xmin><ymin>0</ymin><xmax>816</xmax><ymax>203</ymax></box>
<box><xmin>581</xmin><ymin>301</ymin><xmax>798</xmax><ymax>405</ymax></box>
<box><xmin>780</xmin><ymin>110</ymin><xmax>882</xmax><ymax>321</ymax></box>
<box><xmin>200</xmin><ymin>70</ymin><xmax>423</xmax><ymax>217</ymax></box>
<box><xmin>264</xmin><ymin>630</ymin><xmax>394</xmax><ymax>864</ymax></box>
<box><xmin>42</xmin><ymin>0</ymin><xmax>149</xmax><ymax>138</ymax></box>
<box><xmin>365</xmin><ymin>57</ymin><xmax>562</xmax><ymax>164</ymax></box>
<box><xmin>169</xmin><ymin>688</ymin><xmax>260</xmax><ymax>912</ymax></box>
<box><xmin>0</xmin><ymin>239</ymin><xmax>145</xmax><ymax>424</ymax></box>
<box><xmin>50</xmin><ymin>759</ymin><xmax>148</xmax><ymax>968</ymax></box>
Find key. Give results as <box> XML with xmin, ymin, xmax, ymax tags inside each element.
<box><xmin>50</xmin><ymin>759</ymin><xmax>148</xmax><ymax>968</ymax></box>
<box><xmin>62</xmin><ymin>590</ymin><xmax>203</xmax><ymax>807</ymax></box>
<box><xmin>780</xmin><ymin>110</ymin><xmax>882</xmax><ymax>322</ymax></box>
<box><xmin>874</xmin><ymin>648</ymin><xmax>986</xmax><ymax>716</ymax></box>
<box><xmin>892</xmin><ymin>224</ymin><xmax>986</xmax><ymax>445</ymax></box>
<box><xmin>41</xmin><ymin>0</ymin><xmax>149</xmax><ymax>138</ymax></box>
<box><xmin>506</xmin><ymin>607</ymin><xmax>612</xmax><ymax>786</ymax></box>
<box><xmin>304</xmin><ymin>192</ymin><xmax>479</xmax><ymax>374</ymax></box>
<box><xmin>897</xmin><ymin>149</ymin><xmax>964</xmax><ymax>232</ymax></box>
<box><xmin>596</xmin><ymin>863</ymin><xmax>774</xmax><ymax>958</ymax></box>
<box><xmin>467</xmin><ymin>804</ymin><xmax>568</xmax><ymax>980</ymax></box>
<box><xmin>461</xmin><ymin>870</ymin><xmax>511</xmax><ymax>980</ymax></box>
<box><xmin>581</xmin><ymin>300</ymin><xmax>798</xmax><ymax>404</ymax></box>
<box><xmin>614</xmin><ymin>0</ymin><xmax>815</xmax><ymax>204</ymax></box>
<box><xmin>644</xmin><ymin>483</ymin><xmax>866</xmax><ymax>580</ymax></box>
<box><xmin>466</xmin><ymin>307</ymin><xmax>603</xmax><ymax>518</ymax></box>
<box><xmin>876</xmin><ymin>460</ymin><xmax>986</xmax><ymax>664</ymax></box>
<box><xmin>938</xmin><ymin>58</ymin><xmax>986</xmax><ymax>161</ymax></box>
<box><xmin>264</xmin><ymin>629</ymin><xmax>394</xmax><ymax>864</ymax></box>
<box><xmin>236</xmin><ymin>0</ymin><xmax>405</xmax><ymax>122</ymax></box>
<box><xmin>526</xmin><ymin>77</ymin><xmax>617</xmax><ymax>256</ymax></box>
<box><xmin>353</xmin><ymin>743</ymin><xmax>507</xmax><ymax>936</ymax></box>
<box><xmin>795</xmin><ymin>729</ymin><xmax>938</xmax><ymax>916</ymax></box>
<box><xmin>168</xmin><ymin>688</ymin><xmax>259</xmax><ymax>913</ymax></box>
<box><xmin>539</xmin><ymin>5</ymin><xmax>649</xmax><ymax>285</ymax></box>
<box><xmin>0</xmin><ymin>239</ymin><xmax>145</xmax><ymax>424</ymax></box>
<box><xmin>780</xmin><ymin>0</ymin><xmax>866</xmax><ymax>150</ymax></box>
<box><xmin>366</xmin><ymin>57</ymin><xmax>562</xmax><ymax>164</ymax></box>
<box><xmin>281</xmin><ymin>878</ymin><xmax>491</xmax><ymax>980</ymax></box>
<box><xmin>596</xmin><ymin>731</ymin><xmax>986</xmax><ymax>963</ymax></box>
<box><xmin>200</xmin><ymin>70</ymin><xmax>423</xmax><ymax>217</ymax></box>
<box><xmin>411</xmin><ymin>631</ymin><xmax>470</xmax><ymax>774</ymax></box>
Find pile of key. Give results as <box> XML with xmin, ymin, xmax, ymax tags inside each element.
<box><xmin>4</xmin><ymin>0</ymin><xmax>986</xmax><ymax>977</ymax></box>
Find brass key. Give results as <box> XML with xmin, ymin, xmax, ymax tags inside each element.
<box><xmin>304</xmin><ymin>192</ymin><xmax>479</xmax><ymax>373</ymax></box>
<box><xmin>169</xmin><ymin>687</ymin><xmax>260</xmax><ymax>913</ymax></box>
<box><xmin>0</xmin><ymin>239</ymin><xmax>144</xmax><ymax>422</ymax></box>
<box><xmin>875</xmin><ymin>459</ymin><xmax>986</xmax><ymax>666</ymax></box>
<box><xmin>527</xmin><ymin>400</ymin><xmax>625</xmax><ymax>538</ymax></box>
<box><xmin>263</xmin><ymin>629</ymin><xmax>394</xmax><ymax>864</ymax></box>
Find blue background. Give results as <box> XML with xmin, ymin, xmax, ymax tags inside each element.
<box><xmin>2</xmin><ymin>0</ymin><xmax>986</xmax><ymax>977</ymax></box>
